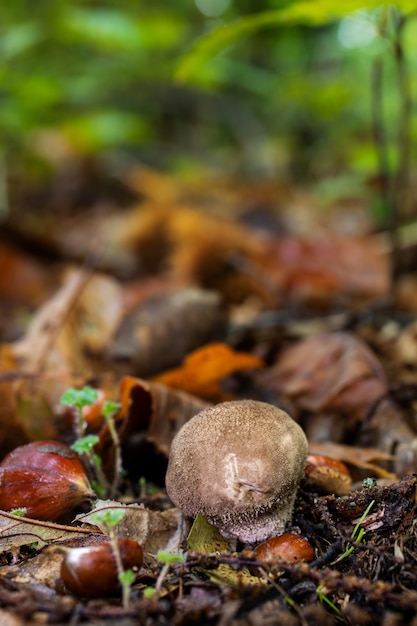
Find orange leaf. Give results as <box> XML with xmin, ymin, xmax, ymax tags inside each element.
<box><xmin>153</xmin><ymin>342</ymin><xmax>264</xmax><ymax>400</ymax></box>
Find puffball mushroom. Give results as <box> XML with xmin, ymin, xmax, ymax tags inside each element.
<box><xmin>165</xmin><ymin>399</ymin><xmax>308</xmax><ymax>544</ymax></box>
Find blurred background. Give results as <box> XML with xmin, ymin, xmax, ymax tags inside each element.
<box><xmin>1</xmin><ymin>0</ymin><xmax>416</xmax><ymax>225</ymax></box>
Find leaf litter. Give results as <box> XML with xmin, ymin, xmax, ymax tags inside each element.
<box><xmin>1</xmin><ymin>165</ymin><xmax>417</xmax><ymax>624</ymax></box>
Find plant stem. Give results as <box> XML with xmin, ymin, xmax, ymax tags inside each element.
<box><xmin>108</xmin><ymin>526</ymin><xmax>130</xmax><ymax>609</ymax></box>
<box><xmin>392</xmin><ymin>12</ymin><xmax>411</xmax><ymax>229</ymax></box>
<box><xmin>106</xmin><ymin>414</ymin><xmax>123</xmax><ymax>498</ymax></box>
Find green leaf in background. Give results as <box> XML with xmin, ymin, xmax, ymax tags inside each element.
<box><xmin>0</xmin><ymin>21</ymin><xmax>44</xmax><ymax>60</ymax></box>
<box><xmin>61</xmin><ymin>111</ymin><xmax>149</xmax><ymax>152</ymax></box>
<box><xmin>60</xmin><ymin>7</ymin><xmax>143</xmax><ymax>52</ymax></box>
<box><xmin>175</xmin><ymin>0</ymin><xmax>413</xmax><ymax>83</ymax></box>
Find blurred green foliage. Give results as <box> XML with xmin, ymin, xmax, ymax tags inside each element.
<box><xmin>1</xmin><ymin>0</ymin><xmax>416</xmax><ymax>186</ymax></box>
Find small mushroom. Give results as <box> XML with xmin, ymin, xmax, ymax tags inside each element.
<box><xmin>165</xmin><ymin>399</ymin><xmax>308</xmax><ymax>544</ymax></box>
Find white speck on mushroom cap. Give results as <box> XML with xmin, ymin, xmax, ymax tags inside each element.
<box><xmin>165</xmin><ymin>399</ymin><xmax>308</xmax><ymax>544</ymax></box>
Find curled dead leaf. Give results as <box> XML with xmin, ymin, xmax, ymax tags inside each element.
<box><xmin>259</xmin><ymin>332</ymin><xmax>387</xmax><ymax>441</ymax></box>
<box><xmin>153</xmin><ymin>342</ymin><xmax>264</xmax><ymax>401</ymax></box>
<box><xmin>96</xmin><ymin>376</ymin><xmax>209</xmax><ymax>485</ymax></box>
<box><xmin>107</xmin><ymin>288</ymin><xmax>225</xmax><ymax>377</ymax></box>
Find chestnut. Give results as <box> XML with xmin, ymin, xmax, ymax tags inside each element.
<box><xmin>61</xmin><ymin>540</ymin><xmax>143</xmax><ymax>597</ymax></box>
<box><xmin>305</xmin><ymin>454</ymin><xmax>352</xmax><ymax>496</ymax></box>
<box><xmin>255</xmin><ymin>533</ymin><xmax>315</xmax><ymax>564</ymax></box>
<box><xmin>0</xmin><ymin>441</ymin><xmax>95</xmax><ymax>521</ymax></box>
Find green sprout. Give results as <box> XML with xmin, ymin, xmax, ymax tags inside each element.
<box><xmin>11</xmin><ymin>508</ymin><xmax>27</xmax><ymax>517</ymax></box>
<box><xmin>149</xmin><ymin>551</ymin><xmax>187</xmax><ymax>597</ymax></box>
<box><xmin>60</xmin><ymin>386</ymin><xmax>123</xmax><ymax>498</ymax></box>
<box><xmin>143</xmin><ymin>586</ymin><xmax>156</xmax><ymax>599</ymax></box>
<box><xmin>90</xmin><ymin>509</ymin><xmax>134</xmax><ymax>609</ymax></box>
<box><xmin>71</xmin><ymin>434</ymin><xmax>100</xmax><ymax>455</ymax></box>
<box><xmin>102</xmin><ymin>400</ymin><xmax>123</xmax><ymax>498</ymax></box>
<box><xmin>333</xmin><ymin>500</ymin><xmax>375</xmax><ymax>564</ymax></box>
<box><xmin>317</xmin><ymin>584</ymin><xmax>344</xmax><ymax>621</ymax></box>
<box><xmin>60</xmin><ymin>386</ymin><xmax>99</xmax><ymax>438</ymax></box>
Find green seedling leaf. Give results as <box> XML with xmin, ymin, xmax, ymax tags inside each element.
<box><xmin>91</xmin><ymin>481</ymin><xmax>107</xmax><ymax>498</ymax></box>
<box><xmin>187</xmin><ymin>512</ymin><xmax>264</xmax><ymax>588</ymax></box>
<box><xmin>90</xmin><ymin>508</ymin><xmax>126</xmax><ymax>529</ymax></box>
<box><xmin>11</xmin><ymin>508</ymin><xmax>27</xmax><ymax>517</ymax></box>
<box><xmin>317</xmin><ymin>584</ymin><xmax>343</xmax><ymax>618</ymax></box>
<box><xmin>119</xmin><ymin>569</ymin><xmax>136</xmax><ymax>585</ymax></box>
<box><xmin>333</xmin><ymin>499</ymin><xmax>375</xmax><ymax>564</ymax></box>
<box><xmin>71</xmin><ymin>434</ymin><xmax>100</xmax><ymax>454</ymax></box>
<box><xmin>157</xmin><ymin>551</ymin><xmax>186</xmax><ymax>565</ymax></box>
<box><xmin>102</xmin><ymin>401</ymin><xmax>121</xmax><ymax>421</ymax></box>
<box><xmin>60</xmin><ymin>386</ymin><xmax>99</xmax><ymax>410</ymax></box>
<box><xmin>144</xmin><ymin>586</ymin><xmax>156</xmax><ymax>599</ymax></box>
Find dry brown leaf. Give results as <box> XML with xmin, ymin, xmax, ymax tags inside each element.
<box><xmin>259</xmin><ymin>332</ymin><xmax>387</xmax><ymax>436</ymax></box>
<box><xmin>107</xmin><ymin>288</ymin><xmax>225</xmax><ymax>377</ymax></box>
<box><xmin>0</xmin><ymin>269</ymin><xmax>126</xmax><ymax>445</ymax></box>
<box><xmin>308</xmin><ymin>441</ymin><xmax>396</xmax><ymax>480</ymax></box>
<box><xmin>169</xmin><ymin>207</ymin><xmax>273</xmax><ymax>305</ymax></box>
<box><xmin>0</xmin><ymin>347</ymin><xmax>31</xmax><ymax>456</ymax></box>
<box><xmin>96</xmin><ymin>376</ymin><xmax>209</xmax><ymax>485</ymax></box>
<box><xmin>258</xmin><ymin>232</ymin><xmax>390</xmax><ymax>307</ymax></box>
<box><xmin>118</xmin><ymin>376</ymin><xmax>209</xmax><ymax>458</ymax></box>
<box><xmin>71</xmin><ymin>271</ymin><xmax>124</xmax><ymax>353</ymax></box>
<box><xmin>393</xmin><ymin>320</ymin><xmax>417</xmax><ymax>383</ymax></box>
<box><xmin>77</xmin><ymin>500</ymin><xmax>180</xmax><ymax>555</ymax></box>
<box><xmin>153</xmin><ymin>342</ymin><xmax>264</xmax><ymax>400</ymax></box>
<box><xmin>0</xmin><ymin>243</ymin><xmax>52</xmax><ymax>305</ymax></box>
<box><xmin>0</xmin><ymin>269</ymin><xmax>100</xmax><ymax>443</ymax></box>
<box><xmin>0</xmin><ymin>510</ymin><xmax>94</xmax><ymax>553</ymax></box>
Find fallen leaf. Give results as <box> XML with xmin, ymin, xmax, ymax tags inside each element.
<box><xmin>107</xmin><ymin>288</ymin><xmax>225</xmax><ymax>377</ymax></box>
<box><xmin>0</xmin><ymin>511</ymin><xmax>94</xmax><ymax>553</ymax></box>
<box><xmin>261</xmin><ymin>232</ymin><xmax>390</xmax><ymax>308</ymax></box>
<box><xmin>308</xmin><ymin>441</ymin><xmax>396</xmax><ymax>480</ymax></box>
<box><xmin>97</xmin><ymin>376</ymin><xmax>209</xmax><ymax>484</ymax></box>
<box><xmin>259</xmin><ymin>332</ymin><xmax>388</xmax><ymax>440</ymax></box>
<box><xmin>188</xmin><ymin>513</ymin><xmax>263</xmax><ymax>588</ymax></box>
<box><xmin>77</xmin><ymin>500</ymin><xmax>180</xmax><ymax>556</ymax></box>
<box><xmin>153</xmin><ymin>342</ymin><xmax>264</xmax><ymax>400</ymax></box>
<box><xmin>0</xmin><ymin>243</ymin><xmax>52</xmax><ymax>305</ymax></box>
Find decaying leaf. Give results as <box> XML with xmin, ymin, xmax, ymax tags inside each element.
<box><xmin>0</xmin><ymin>510</ymin><xmax>94</xmax><ymax>553</ymax></box>
<box><xmin>77</xmin><ymin>500</ymin><xmax>180</xmax><ymax>556</ymax></box>
<box><xmin>0</xmin><ymin>243</ymin><xmax>52</xmax><ymax>306</ymax></box>
<box><xmin>187</xmin><ymin>513</ymin><xmax>264</xmax><ymax>588</ymax></box>
<box><xmin>153</xmin><ymin>342</ymin><xmax>264</xmax><ymax>400</ymax></box>
<box><xmin>0</xmin><ymin>269</ymin><xmax>123</xmax><ymax>443</ymax></box>
<box><xmin>107</xmin><ymin>288</ymin><xmax>225</xmax><ymax>377</ymax></box>
<box><xmin>0</xmin><ymin>347</ymin><xmax>31</xmax><ymax>456</ymax></box>
<box><xmin>96</xmin><ymin>376</ymin><xmax>209</xmax><ymax>485</ymax></box>
<box><xmin>308</xmin><ymin>441</ymin><xmax>397</xmax><ymax>480</ymax></box>
<box><xmin>259</xmin><ymin>331</ymin><xmax>388</xmax><ymax>441</ymax></box>
<box><xmin>260</xmin><ymin>232</ymin><xmax>390</xmax><ymax>308</ymax></box>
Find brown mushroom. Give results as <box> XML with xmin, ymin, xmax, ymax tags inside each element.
<box><xmin>165</xmin><ymin>399</ymin><xmax>308</xmax><ymax>544</ymax></box>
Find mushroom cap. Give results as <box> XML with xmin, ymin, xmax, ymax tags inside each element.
<box><xmin>165</xmin><ymin>399</ymin><xmax>308</xmax><ymax>543</ymax></box>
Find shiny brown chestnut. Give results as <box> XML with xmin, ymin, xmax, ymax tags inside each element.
<box><xmin>0</xmin><ymin>441</ymin><xmax>95</xmax><ymax>521</ymax></box>
<box><xmin>305</xmin><ymin>453</ymin><xmax>352</xmax><ymax>496</ymax></box>
<box><xmin>255</xmin><ymin>533</ymin><xmax>315</xmax><ymax>563</ymax></box>
<box><xmin>61</xmin><ymin>540</ymin><xmax>143</xmax><ymax>597</ymax></box>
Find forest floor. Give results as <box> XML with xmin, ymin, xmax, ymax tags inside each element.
<box><xmin>1</xmin><ymin>161</ymin><xmax>417</xmax><ymax>625</ymax></box>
